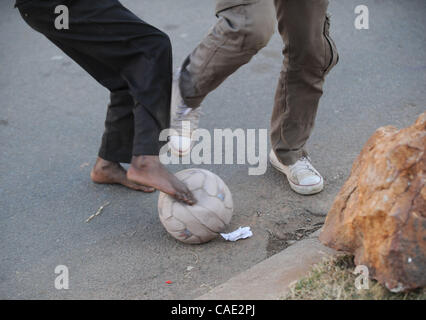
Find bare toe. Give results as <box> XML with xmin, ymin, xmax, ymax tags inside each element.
<box><xmin>176</xmin><ymin>191</ymin><xmax>196</xmax><ymax>205</ymax></box>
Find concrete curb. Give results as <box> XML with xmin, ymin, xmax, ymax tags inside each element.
<box><xmin>196</xmin><ymin>230</ymin><xmax>339</xmax><ymax>300</ymax></box>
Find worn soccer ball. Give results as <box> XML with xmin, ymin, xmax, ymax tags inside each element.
<box><xmin>158</xmin><ymin>168</ymin><xmax>233</xmax><ymax>244</ymax></box>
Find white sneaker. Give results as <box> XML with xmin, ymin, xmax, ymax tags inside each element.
<box><xmin>269</xmin><ymin>150</ymin><xmax>324</xmax><ymax>195</ymax></box>
<box><xmin>169</xmin><ymin>70</ymin><xmax>201</xmax><ymax>156</ymax></box>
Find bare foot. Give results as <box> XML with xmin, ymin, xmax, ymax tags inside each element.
<box><xmin>127</xmin><ymin>155</ymin><xmax>196</xmax><ymax>205</ymax></box>
<box><xmin>90</xmin><ymin>157</ymin><xmax>155</xmax><ymax>193</ymax></box>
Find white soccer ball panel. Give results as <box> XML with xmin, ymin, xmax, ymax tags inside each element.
<box><xmin>176</xmin><ymin>169</ymin><xmax>206</xmax><ymax>191</ymax></box>
<box><xmin>171</xmin><ymin>201</ymin><xmax>217</xmax><ymax>239</ymax></box>
<box><xmin>158</xmin><ymin>169</ymin><xmax>234</xmax><ymax>244</ymax></box>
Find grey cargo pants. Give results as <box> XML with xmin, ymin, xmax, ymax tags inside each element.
<box><xmin>179</xmin><ymin>0</ymin><xmax>339</xmax><ymax>165</ymax></box>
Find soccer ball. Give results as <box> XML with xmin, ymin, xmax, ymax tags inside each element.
<box><xmin>158</xmin><ymin>168</ymin><xmax>233</xmax><ymax>244</ymax></box>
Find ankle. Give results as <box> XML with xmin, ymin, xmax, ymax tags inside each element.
<box><xmin>130</xmin><ymin>155</ymin><xmax>160</xmax><ymax>170</ymax></box>
<box><xmin>94</xmin><ymin>157</ymin><xmax>119</xmax><ymax>171</ymax></box>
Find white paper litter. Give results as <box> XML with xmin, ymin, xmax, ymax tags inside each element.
<box><xmin>220</xmin><ymin>226</ymin><xmax>253</xmax><ymax>242</ymax></box>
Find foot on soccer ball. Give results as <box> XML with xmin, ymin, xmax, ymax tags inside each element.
<box><xmin>169</xmin><ymin>70</ymin><xmax>201</xmax><ymax>156</ymax></box>
<box><xmin>90</xmin><ymin>157</ymin><xmax>155</xmax><ymax>193</ymax></box>
<box><xmin>127</xmin><ymin>155</ymin><xmax>196</xmax><ymax>205</ymax></box>
<box><xmin>269</xmin><ymin>150</ymin><xmax>324</xmax><ymax>195</ymax></box>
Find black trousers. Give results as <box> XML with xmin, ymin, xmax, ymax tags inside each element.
<box><xmin>17</xmin><ymin>0</ymin><xmax>172</xmax><ymax>163</ymax></box>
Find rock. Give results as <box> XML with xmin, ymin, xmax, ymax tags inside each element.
<box><xmin>320</xmin><ymin>112</ymin><xmax>426</xmax><ymax>292</ymax></box>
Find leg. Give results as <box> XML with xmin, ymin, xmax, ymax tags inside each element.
<box><xmin>271</xmin><ymin>0</ymin><xmax>339</xmax><ymax>165</ymax></box>
<box><xmin>98</xmin><ymin>89</ymin><xmax>135</xmax><ymax>164</ymax></box>
<box><xmin>18</xmin><ymin>0</ymin><xmax>195</xmax><ymax>203</ymax></box>
<box><xmin>168</xmin><ymin>0</ymin><xmax>275</xmax><ymax>155</ymax></box>
<box><xmin>41</xmin><ymin>36</ymin><xmax>155</xmax><ymax>192</ymax></box>
<box><xmin>93</xmin><ymin>87</ymin><xmax>156</xmax><ymax>192</ymax></box>
<box><xmin>179</xmin><ymin>0</ymin><xmax>276</xmax><ymax>108</ymax></box>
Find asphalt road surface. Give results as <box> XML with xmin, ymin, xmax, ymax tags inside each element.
<box><xmin>1</xmin><ymin>0</ymin><xmax>425</xmax><ymax>299</ymax></box>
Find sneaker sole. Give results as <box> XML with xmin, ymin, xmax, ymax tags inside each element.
<box><xmin>269</xmin><ymin>155</ymin><xmax>324</xmax><ymax>195</ymax></box>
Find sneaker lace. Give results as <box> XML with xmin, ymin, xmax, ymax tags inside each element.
<box><xmin>290</xmin><ymin>157</ymin><xmax>318</xmax><ymax>178</ymax></box>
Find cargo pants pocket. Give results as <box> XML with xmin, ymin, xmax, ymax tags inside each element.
<box><xmin>323</xmin><ymin>14</ymin><xmax>339</xmax><ymax>75</ymax></box>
